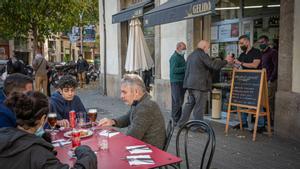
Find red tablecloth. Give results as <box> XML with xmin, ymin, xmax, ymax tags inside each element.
<box><xmin>55</xmin><ymin>129</ymin><xmax>181</xmax><ymax>169</ymax></box>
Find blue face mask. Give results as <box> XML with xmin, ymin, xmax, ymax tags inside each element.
<box><xmin>35</xmin><ymin>125</ymin><xmax>45</xmax><ymax>137</ymax></box>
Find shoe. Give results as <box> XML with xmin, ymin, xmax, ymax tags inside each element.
<box><xmin>233</xmin><ymin>123</ymin><xmax>248</xmax><ymax>129</ymax></box>
<box><xmin>256</xmin><ymin>127</ymin><xmax>267</xmax><ymax>134</ymax></box>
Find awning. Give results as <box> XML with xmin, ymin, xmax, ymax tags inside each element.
<box><xmin>144</xmin><ymin>0</ymin><xmax>215</xmax><ymax>27</ymax></box>
<box><xmin>112</xmin><ymin>0</ymin><xmax>153</xmax><ymax>24</ymax></box>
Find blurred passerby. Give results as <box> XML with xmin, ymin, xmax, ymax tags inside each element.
<box><xmin>6</xmin><ymin>52</ymin><xmax>27</xmax><ymax>75</ymax></box>
<box><xmin>76</xmin><ymin>54</ymin><xmax>89</xmax><ymax>88</ymax></box>
<box><xmin>33</xmin><ymin>48</ymin><xmax>48</xmax><ymax>95</ymax></box>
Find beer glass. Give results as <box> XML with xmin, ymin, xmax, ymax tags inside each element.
<box><xmin>48</xmin><ymin>113</ymin><xmax>57</xmax><ymax>130</ymax></box>
<box><xmin>88</xmin><ymin>108</ymin><xmax>98</xmax><ymax>124</ymax></box>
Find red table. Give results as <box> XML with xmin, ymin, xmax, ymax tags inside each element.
<box><xmin>55</xmin><ymin>129</ymin><xmax>181</xmax><ymax>169</ymax></box>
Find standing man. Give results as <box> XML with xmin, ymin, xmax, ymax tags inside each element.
<box><xmin>76</xmin><ymin>54</ymin><xmax>89</xmax><ymax>88</ymax></box>
<box><xmin>178</xmin><ymin>40</ymin><xmax>233</xmax><ymax>129</ymax></box>
<box><xmin>257</xmin><ymin>35</ymin><xmax>278</xmax><ymax>126</ymax></box>
<box><xmin>169</xmin><ymin>42</ymin><xmax>186</xmax><ymax>124</ymax></box>
<box><xmin>234</xmin><ymin>35</ymin><xmax>265</xmax><ymax>132</ymax></box>
<box><xmin>33</xmin><ymin>48</ymin><xmax>48</xmax><ymax>95</ymax></box>
<box><xmin>98</xmin><ymin>74</ymin><xmax>166</xmax><ymax>149</ymax></box>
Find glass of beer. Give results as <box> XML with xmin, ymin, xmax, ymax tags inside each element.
<box><xmin>48</xmin><ymin>113</ymin><xmax>57</xmax><ymax>130</ymax></box>
<box><xmin>88</xmin><ymin>108</ymin><xmax>98</xmax><ymax>126</ymax></box>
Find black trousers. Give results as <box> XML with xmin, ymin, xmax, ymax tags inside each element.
<box><xmin>171</xmin><ymin>82</ymin><xmax>186</xmax><ymax>123</ymax></box>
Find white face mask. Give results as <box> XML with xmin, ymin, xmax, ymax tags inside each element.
<box><xmin>179</xmin><ymin>50</ymin><xmax>186</xmax><ymax>55</ymax></box>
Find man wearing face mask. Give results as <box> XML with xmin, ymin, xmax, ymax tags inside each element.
<box><xmin>177</xmin><ymin>40</ymin><xmax>234</xmax><ymax>130</ymax></box>
<box><xmin>234</xmin><ymin>35</ymin><xmax>266</xmax><ymax>133</ymax></box>
<box><xmin>235</xmin><ymin>35</ymin><xmax>262</xmax><ymax>69</ymax></box>
<box><xmin>169</xmin><ymin>42</ymin><xmax>187</xmax><ymax>123</ymax></box>
<box><xmin>257</xmin><ymin>35</ymin><xmax>278</xmax><ymax>126</ymax></box>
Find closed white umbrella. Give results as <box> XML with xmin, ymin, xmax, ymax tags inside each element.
<box><xmin>125</xmin><ymin>18</ymin><xmax>154</xmax><ymax>72</ymax></box>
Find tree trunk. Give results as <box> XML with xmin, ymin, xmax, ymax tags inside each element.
<box><xmin>32</xmin><ymin>24</ymin><xmax>39</xmax><ymax>58</ymax></box>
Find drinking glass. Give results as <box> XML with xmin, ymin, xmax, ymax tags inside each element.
<box><xmin>88</xmin><ymin>108</ymin><xmax>98</xmax><ymax>125</ymax></box>
<box><xmin>48</xmin><ymin>112</ymin><xmax>57</xmax><ymax>130</ymax></box>
<box><xmin>77</xmin><ymin>111</ymin><xmax>85</xmax><ymax>128</ymax></box>
<box><xmin>97</xmin><ymin>130</ymin><xmax>109</xmax><ymax>151</ymax></box>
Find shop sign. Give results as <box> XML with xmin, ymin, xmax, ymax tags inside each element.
<box><xmin>186</xmin><ymin>0</ymin><xmax>215</xmax><ymax>18</ymax></box>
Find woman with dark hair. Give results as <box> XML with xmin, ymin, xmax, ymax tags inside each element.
<box><xmin>0</xmin><ymin>91</ymin><xmax>97</xmax><ymax>169</ymax></box>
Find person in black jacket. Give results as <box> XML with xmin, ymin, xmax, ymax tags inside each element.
<box><xmin>177</xmin><ymin>40</ymin><xmax>234</xmax><ymax>129</ymax></box>
<box><xmin>0</xmin><ymin>91</ymin><xmax>97</xmax><ymax>169</ymax></box>
<box><xmin>76</xmin><ymin>54</ymin><xmax>89</xmax><ymax>88</ymax></box>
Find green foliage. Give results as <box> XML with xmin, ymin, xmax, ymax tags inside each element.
<box><xmin>64</xmin><ymin>54</ymin><xmax>71</xmax><ymax>62</ymax></box>
<box><xmin>0</xmin><ymin>0</ymin><xmax>99</xmax><ymax>46</ymax></box>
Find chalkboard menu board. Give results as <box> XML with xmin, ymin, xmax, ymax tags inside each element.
<box><xmin>231</xmin><ymin>71</ymin><xmax>261</xmax><ymax>107</ymax></box>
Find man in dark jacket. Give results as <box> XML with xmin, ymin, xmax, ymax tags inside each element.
<box><xmin>98</xmin><ymin>74</ymin><xmax>166</xmax><ymax>149</ymax></box>
<box><xmin>0</xmin><ymin>73</ymin><xmax>33</xmax><ymax>128</ymax></box>
<box><xmin>169</xmin><ymin>42</ymin><xmax>186</xmax><ymax>123</ymax></box>
<box><xmin>50</xmin><ymin>75</ymin><xmax>86</xmax><ymax>128</ymax></box>
<box><xmin>177</xmin><ymin>40</ymin><xmax>233</xmax><ymax>128</ymax></box>
<box><xmin>76</xmin><ymin>54</ymin><xmax>89</xmax><ymax>88</ymax></box>
<box><xmin>0</xmin><ymin>128</ymin><xmax>96</xmax><ymax>169</ymax></box>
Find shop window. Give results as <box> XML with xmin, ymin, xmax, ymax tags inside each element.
<box><xmin>213</xmin><ymin>0</ymin><xmax>240</xmax><ymax>22</ymax></box>
<box><xmin>243</xmin><ymin>0</ymin><xmax>280</xmax><ymax>18</ymax></box>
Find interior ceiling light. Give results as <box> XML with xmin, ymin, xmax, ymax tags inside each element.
<box><xmin>215</xmin><ymin>7</ymin><xmax>240</xmax><ymax>10</ymax></box>
<box><xmin>244</xmin><ymin>5</ymin><xmax>263</xmax><ymax>9</ymax></box>
<box><xmin>267</xmin><ymin>4</ymin><xmax>280</xmax><ymax>8</ymax></box>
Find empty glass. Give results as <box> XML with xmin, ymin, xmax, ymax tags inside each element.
<box><xmin>97</xmin><ymin>130</ymin><xmax>109</xmax><ymax>151</ymax></box>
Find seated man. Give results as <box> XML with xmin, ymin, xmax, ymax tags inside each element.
<box><xmin>50</xmin><ymin>75</ymin><xmax>86</xmax><ymax>127</ymax></box>
<box><xmin>0</xmin><ymin>73</ymin><xmax>33</xmax><ymax>127</ymax></box>
<box><xmin>99</xmin><ymin>74</ymin><xmax>166</xmax><ymax>149</ymax></box>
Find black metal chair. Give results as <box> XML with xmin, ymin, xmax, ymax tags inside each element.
<box><xmin>163</xmin><ymin>119</ymin><xmax>175</xmax><ymax>151</ymax></box>
<box><xmin>174</xmin><ymin>120</ymin><xmax>216</xmax><ymax>169</ymax></box>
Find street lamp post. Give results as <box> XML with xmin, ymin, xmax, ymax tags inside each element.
<box><xmin>79</xmin><ymin>12</ymin><xmax>84</xmax><ymax>56</ymax></box>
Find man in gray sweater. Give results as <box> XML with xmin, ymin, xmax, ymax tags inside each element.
<box><xmin>99</xmin><ymin>74</ymin><xmax>166</xmax><ymax>149</ymax></box>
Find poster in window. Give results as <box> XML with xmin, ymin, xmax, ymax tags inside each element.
<box><xmin>211</xmin><ymin>44</ymin><xmax>219</xmax><ymax>58</ymax></box>
<box><xmin>231</xmin><ymin>23</ymin><xmax>239</xmax><ymax>37</ymax></box>
<box><xmin>219</xmin><ymin>24</ymin><xmax>231</xmax><ymax>40</ymax></box>
<box><xmin>211</xmin><ymin>26</ymin><xmax>218</xmax><ymax>40</ymax></box>
<box><xmin>225</xmin><ymin>44</ymin><xmax>238</xmax><ymax>57</ymax></box>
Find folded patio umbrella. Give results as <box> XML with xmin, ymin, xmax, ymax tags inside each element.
<box><xmin>125</xmin><ymin>18</ymin><xmax>154</xmax><ymax>72</ymax></box>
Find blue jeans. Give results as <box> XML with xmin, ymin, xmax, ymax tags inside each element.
<box><xmin>241</xmin><ymin>110</ymin><xmax>265</xmax><ymax>128</ymax></box>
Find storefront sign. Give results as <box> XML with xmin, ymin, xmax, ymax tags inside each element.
<box><xmin>186</xmin><ymin>0</ymin><xmax>215</xmax><ymax>18</ymax></box>
<box><xmin>192</xmin><ymin>0</ymin><xmax>212</xmax><ymax>15</ymax></box>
